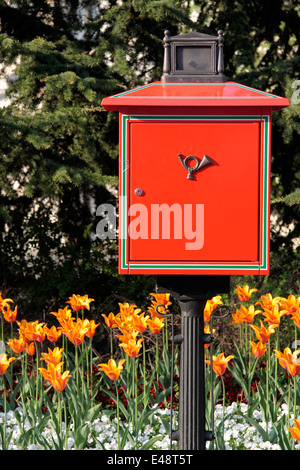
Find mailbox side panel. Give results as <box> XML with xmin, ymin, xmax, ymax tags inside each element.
<box><xmin>258</xmin><ymin>113</ymin><xmax>272</xmax><ymax>275</ymax></box>
<box><xmin>119</xmin><ymin>114</ymin><xmax>130</xmax><ymax>274</ymax></box>
<box><xmin>119</xmin><ymin>114</ymin><xmax>271</xmax><ymax>275</ymax></box>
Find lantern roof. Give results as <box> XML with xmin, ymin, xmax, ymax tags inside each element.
<box><xmin>101</xmin><ymin>81</ymin><xmax>290</xmax><ymax>113</ymax></box>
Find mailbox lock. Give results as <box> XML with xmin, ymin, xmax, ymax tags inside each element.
<box><xmin>134</xmin><ymin>188</ymin><xmax>144</xmax><ymax>196</ymax></box>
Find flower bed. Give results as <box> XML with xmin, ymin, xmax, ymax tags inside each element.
<box><xmin>0</xmin><ymin>288</ymin><xmax>300</xmax><ymax>450</ymax></box>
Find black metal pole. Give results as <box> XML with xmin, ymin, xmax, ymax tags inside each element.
<box><xmin>156</xmin><ymin>274</ymin><xmax>230</xmax><ymax>451</ymax></box>
<box><xmin>177</xmin><ymin>297</ymin><xmax>207</xmax><ymax>450</ymax></box>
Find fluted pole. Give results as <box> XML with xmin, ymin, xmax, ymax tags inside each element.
<box><xmin>177</xmin><ymin>298</ymin><xmax>207</xmax><ymax>450</ymax></box>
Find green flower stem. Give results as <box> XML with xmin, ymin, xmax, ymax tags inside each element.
<box><xmin>288</xmin><ymin>375</ymin><xmax>291</xmax><ymax>431</ymax></box>
<box><xmin>293</xmin><ymin>374</ymin><xmax>297</xmax><ymax>450</ymax></box>
<box><xmin>63</xmin><ymin>393</ymin><xmax>68</xmax><ymax>449</ymax></box>
<box><xmin>275</xmin><ymin>328</ymin><xmax>280</xmax><ymax>397</ymax></box>
<box><xmin>110</xmin><ymin>329</ymin><xmax>113</xmax><ymax>358</ymax></box>
<box><xmin>155</xmin><ymin>336</ymin><xmax>159</xmax><ymax>383</ymax></box>
<box><xmin>221</xmin><ymin>375</ymin><xmax>225</xmax><ymax>440</ymax></box>
<box><xmin>0</xmin><ymin>315</ymin><xmax>3</xmax><ymax>343</ymax></box>
<box><xmin>57</xmin><ymin>390</ymin><xmax>63</xmax><ymax>447</ymax></box>
<box><xmin>85</xmin><ymin>340</ymin><xmax>89</xmax><ymax>391</ymax></box>
<box><xmin>1</xmin><ymin>375</ymin><xmax>7</xmax><ymax>449</ymax></box>
<box><xmin>131</xmin><ymin>357</ymin><xmax>138</xmax><ymax>431</ymax></box>
<box><xmin>90</xmin><ymin>338</ymin><xmax>93</xmax><ymax>396</ymax></box>
<box><xmin>164</xmin><ymin>319</ymin><xmax>168</xmax><ymax>353</ymax></box>
<box><xmin>244</xmin><ymin>322</ymin><xmax>248</xmax><ymax>360</ymax></box>
<box><xmin>266</xmin><ymin>339</ymin><xmax>270</xmax><ymax>433</ymax></box>
<box><xmin>75</xmin><ymin>344</ymin><xmax>79</xmax><ymax>391</ymax></box>
<box><xmin>143</xmin><ymin>340</ymin><xmax>146</xmax><ymax>408</ymax></box>
<box><xmin>114</xmin><ymin>381</ymin><xmax>120</xmax><ymax>449</ymax></box>
<box><xmin>35</xmin><ymin>341</ymin><xmax>39</xmax><ymax>412</ymax></box>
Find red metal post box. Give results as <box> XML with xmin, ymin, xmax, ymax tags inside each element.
<box><xmin>102</xmin><ymin>81</ymin><xmax>289</xmax><ymax>276</ymax></box>
<box><xmin>102</xmin><ymin>30</ymin><xmax>290</xmax><ymax>451</ymax></box>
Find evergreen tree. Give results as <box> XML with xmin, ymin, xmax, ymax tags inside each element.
<box><xmin>0</xmin><ymin>0</ymin><xmax>191</xmax><ymax>315</ymax></box>
<box><xmin>192</xmin><ymin>0</ymin><xmax>300</xmax><ymax>294</ymax></box>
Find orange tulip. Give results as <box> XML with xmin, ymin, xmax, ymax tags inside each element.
<box><xmin>279</xmin><ymin>294</ymin><xmax>300</xmax><ymax>316</ymax></box>
<box><xmin>45</xmin><ymin>325</ymin><xmax>62</xmax><ymax>343</ymax></box>
<box><xmin>234</xmin><ymin>285</ymin><xmax>257</xmax><ymax>302</ymax></box>
<box><xmin>204</xmin><ymin>296</ymin><xmax>223</xmax><ymax>323</ymax></box>
<box><xmin>115</xmin><ymin>328</ymin><xmax>138</xmax><ymax>343</ymax></box>
<box><xmin>288</xmin><ymin>419</ymin><xmax>300</xmax><ymax>441</ymax></box>
<box><xmin>256</xmin><ymin>293</ymin><xmax>281</xmax><ymax>311</ymax></box>
<box><xmin>2</xmin><ymin>305</ymin><xmax>17</xmax><ymax>323</ymax></box>
<box><xmin>0</xmin><ymin>353</ymin><xmax>16</xmax><ymax>375</ymax></box>
<box><xmin>0</xmin><ymin>293</ymin><xmax>13</xmax><ymax>312</ymax></box>
<box><xmin>262</xmin><ymin>303</ymin><xmax>283</xmax><ymax>326</ymax></box>
<box><xmin>119</xmin><ymin>338</ymin><xmax>144</xmax><ymax>358</ymax></box>
<box><xmin>25</xmin><ymin>341</ymin><xmax>35</xmax><ymax>356</ymax></box>
<box><xmin>98</xmin><ymin>358</ymin><xmax>126</xmax><ymax>381</ymax></box>
<box><xmin>85</xmin><ymin>319</ymin><xmax>99</xmax><ymax>338</ymax></box>
<box><xmin>51</xmin><ymin>306</ymin><xmax>74</xmax><ymax>323</ymax></box>
<box><xmin>114</xmin><ymin>315</ymin><xmax>135</xmax><ymax>334</ymax></box>
<box><xmin>249</xmin><ymin>340</ymin><xmax>267</xmax><ymax>357</ymax></box>
<box><xmin>7</xmin><ymin>337</ymin><xmax>26</xmax><ymax>354</ymax></box>
<box><xmin>291</xmin><ymin>310</ymin><xmax>300</xmax><ymax>329</ymax></box>
<box><xmin>39</xmin><ymin>362</ymin><xmax>71</xmax><ymax>392</ymax></box>
<box><xmin>147</xmin><ymin>315</ymin><xmax>165</xmax><ymax>334</ymax></box>
<box><xmin>205</xmin><ymin>352</ymin><xmax>234</xmax><ymax>376</ymax></box>
<box><xmin>102</xmin><ymin>312</ymin><xmax>118</xmax><ymax>328</ymax></box>
<box><xmin>250</xmin><ymin>320</ymin><xmax>278</xmax><ymax>343</ymax></box>
<box><xmin>204</xmin><ymin>324</ymin><xmax>215</xmax><ymax>348</ymax></box>
<box><xmin>131</xmin><ymin>311</ymin><xmax>149</xmax><ymax>334</ymax></box>
<box><xmin>118</xmin><ymin>302</ymin><xmax>138</xmax><ymax>317</ymax></box>
<box><xmin>17</xmin><ymin>320</ymin><xmax>46</xmax><ymax>343</ymax></box>
<box><xmin>60</xmin><ymin>318</ymin><xmax>89</xmax><ymax>346</ymax></box>
<box><xmin>147</xmin><ymin>306</ymin><xmax>161</xmax><ymax>319</ymax></box>
<box><xmin>66</xmin><ymin>294</ymin><xmax>94</xmax><ymax>312</ymax></box>
<box><xmin>41</xmin><ymin>347</ymin><xmax>64</xmax><ymax>366</ymax></box>
<box><xmin>148</xmin><ymin>294</ymin><xmax>171</xmax><ymax>318</ymax></box>
<box><xmin>149</xmin><ymin>293</ymin><xmax>171</xmax><ymax>307</ymax></box>
<box><xmin>274</xmin><ymin>348</ymin><xmax>300</xmax><ymax>377</ymax></box>
<box><xmin>232</xmin><ymin>305</ymin><xmax>260</xmax><ymax>324</ymax></box>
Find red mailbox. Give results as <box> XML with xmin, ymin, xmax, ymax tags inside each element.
<box><xmin>102</xmin><ymin>32</ymin><xmax>289</xmax><ymax>277</ymax></box>
<box><xmin>102</xmin><ymin>30</ymin><xmax>290</xmax><ymax>450</ymax></box>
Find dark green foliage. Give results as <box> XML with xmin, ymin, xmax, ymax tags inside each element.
<box><xmin>0</xmin><ymin>1</ymin><xmax>190</xmax><ymax>317</ymax></box>
<box><xmin>193</xmin><ymin>0</ymin><xmax>300</xmax><ymax>294</ymax></box>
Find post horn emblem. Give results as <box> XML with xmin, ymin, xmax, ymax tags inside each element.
<box><xmin>177</xmin><ymin>154</ymin><xmax>212</xmax><ymax>180</ymax></box>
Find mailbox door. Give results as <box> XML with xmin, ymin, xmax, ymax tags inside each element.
<box><xmin>119</xmin><ymin>115</ymin><xmax>270</xmax><ymax>274</ymax></box>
